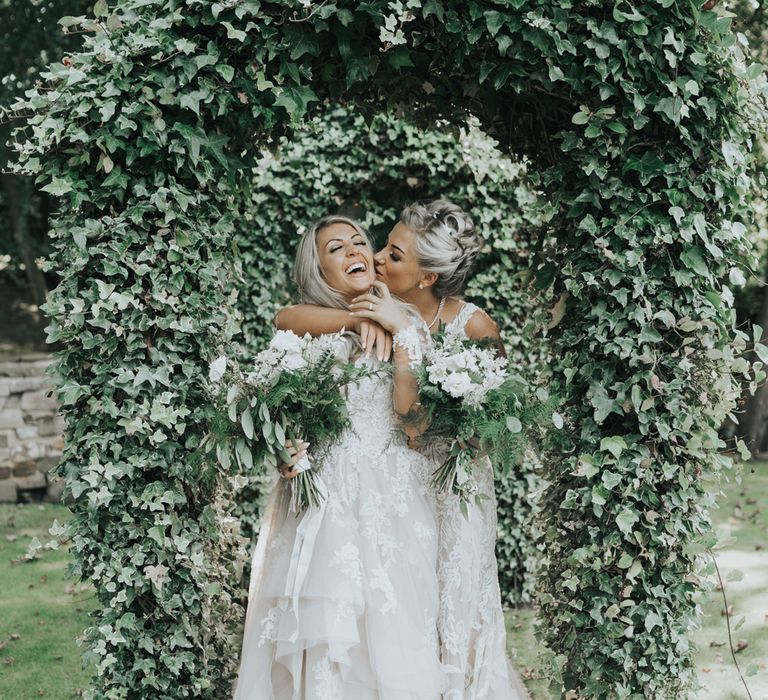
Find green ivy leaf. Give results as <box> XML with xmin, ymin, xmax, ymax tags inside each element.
<box><xmin>41</xmin><ymin>177</ymin><xmax>73</xmax><ymax>196</ymax></box>
<box><xmin>572</xmin><ymin>110</ymin><xmax>590</xmax><ymax>125</ymax></box>
<box><xmin>600</xmin><ymin>436</ymin><xmax>626</xmax><ymax>458</ymax></box>
<box><xmin>644</xmin><ymin>611</ymin><xmax>662</xmax><ymax>632</ymax></box>
<box><xmin>616</xmin><ymin>507</ymin><xmax>639</xmax><ymax>535</ymax></box>
<box><xmin>221</xmin><ymin>21</ymin><xmax>246</xmax><ymax>42</ymax></box>
<box><xmin>484</xmin><ymin>11</ymin><xmax>505</xmax><ymax>37</ymax></box>
<box><xmin>273</xmin><ymin>86</ymin><xmax>319</xmax><ymax>120</ymax></box>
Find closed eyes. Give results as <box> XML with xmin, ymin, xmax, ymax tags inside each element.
<box><xmin>330</xmin><ymin>241</ymin><xmax>368</xmax><ymax>253</ymax></box>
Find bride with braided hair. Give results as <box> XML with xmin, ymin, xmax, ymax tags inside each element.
<box><xmin>275</xmin><ymin>200</ymin><xmax>529</xmax><ymax>699</ymax></box>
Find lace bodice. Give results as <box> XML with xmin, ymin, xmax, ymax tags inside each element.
<box><xmin>442</xmin><ymin>301</ymin><xmax>481</xmax><ymax>338</ymax></box>
<box><xmin>394</xmin><ymin>301</ymin><xmax>481</xmax><ymax>355</ymax></box>
<box><xmin>345</xmin><ymin>354</ymin><xmax>406</xmax><ymax>452</ymax></box>
<box><xmin>311</xmin><ymin>334</ymin><xmax>407</xmax><ymax>456</ymax></box>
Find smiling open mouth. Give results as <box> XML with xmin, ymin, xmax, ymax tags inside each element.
<box><xmin>345</xmin><ymin>261</ymin><xmax>367</xmax><ymax>275</ymax></box>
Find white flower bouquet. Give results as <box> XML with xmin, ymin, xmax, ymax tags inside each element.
<box><xmin>408</xmin><ymin>329</ymin><xmax>557</xmax><ymax>514</ymax></box>
<box><xmin>207</xmin><ymin>331</ymin><xmax>382</xmax><ymax>511</ymax></box>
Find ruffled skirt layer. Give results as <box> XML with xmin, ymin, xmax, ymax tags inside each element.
<box><xmin>233</xmin><ymin>443</ymin><xmax>444</xmax><ymax>700</ymax></box>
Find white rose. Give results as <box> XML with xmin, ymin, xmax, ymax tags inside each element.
<box><xmin>208</xmin><ymin>355</ymin><xmax>227</xmax><ymax>383</ymax></box>
<box><xmin>441</xmin><ymin>371</ymin><xmax>474</xmax><ymax>398</ymax></box>
<box><xmin>269</xmin><ymin>330</ymin><xmax>306</xmax><ymax>355</ymax></box>
<box><xmin>444</xmin><ymin>351</ymin><xmax>470</xmax><ymax>372</ymax></box>
<box><xmin>280</xmin><ymin>353</ymin><xmax>307</xmax><ymax>372</ymax></box>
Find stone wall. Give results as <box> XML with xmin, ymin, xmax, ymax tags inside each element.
<box><xmin>0</xmin><ymin>352</ymin><xmax>65</xmax><ymax>503</ymax></box>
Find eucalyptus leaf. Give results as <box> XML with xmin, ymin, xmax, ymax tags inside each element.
<box><xmin>241</xmin><ymin>410</ymin><xmax>254</xmax><ymax>440</ymax></box>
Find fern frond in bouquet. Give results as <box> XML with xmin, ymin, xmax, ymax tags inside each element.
<box><xmin>206</xmin><ymin>331</ymin><xmax>384</xmax><ymax>511</ymax></box>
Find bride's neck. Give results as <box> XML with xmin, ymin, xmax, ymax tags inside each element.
<box><xmin>401</xmin><ymin>288</ymin><xmax>441</xmax><ymax>324</ymax></box>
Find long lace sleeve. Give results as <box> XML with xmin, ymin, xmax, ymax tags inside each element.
<box><xmin>392</xmin><ymin>323</ymin><xmax>425</xmax><ymax>366</ymax></box>
<box><xmin>391</xmin><ymin>319</ymin><xmax>432</xmax><ymax>440</ymax></box>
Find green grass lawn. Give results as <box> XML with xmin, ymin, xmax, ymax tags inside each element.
<box><xmin>1</xmin><ymin>463</ymin><xmax>766</xmax><ymax>699</ymax></box>
<box><xmin>0</xmin><ymin>504</ymin><xmax>97</xmax><ymax>699</ymax></box>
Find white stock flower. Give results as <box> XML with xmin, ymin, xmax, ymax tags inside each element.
<box><xmin>280</xmin><ymin>353</ymin><xmax>308</xmax><ymax>371</ymax></box>
<box><xmin>269</xmin><ymin>329</ymin><xmax>306</xmax><ymax>355</ymax></box>
<box><xmin>269</xmin><ymin>330</ymin><xmax>308</xmax><ymax>372</ymax></box>
<box><xmin>305</xmin><ymin>333</ymin><xmax>343</xmax><ymax>363</ymax></box>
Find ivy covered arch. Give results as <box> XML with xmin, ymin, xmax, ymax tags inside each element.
<box><xmin>10</xmin><ymin>1</ymin><xmax>763</xmax><ymax>698</ymax></box>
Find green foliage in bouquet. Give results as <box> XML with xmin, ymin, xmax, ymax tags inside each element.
<box><xmin>429</xmin><ymin>378</ymin><xmax>555</xmax><ymax>518</ymax></box>
<box><xmin>207</xmin><ymin>333</ymin><xmax>385</xmax><ymax>511</ymax></box>
<box><xmin>407</xmin><ymin>330</ymin><xmax>559</xmax><ymax>516</ymax></box>
<box><xmin>474</xmin><ymin>384</ymin><xmax>559</xmax><ymax>480</ymax></box>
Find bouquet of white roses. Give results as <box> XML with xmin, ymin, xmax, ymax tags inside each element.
<box><xmin>408</xmin><ymin>328</ymin><xmax>557</xmax><ymax>514</ymax></box>
<box><xmin>207</xmin><ymin>330</ymin><xmax>382</xmax><ymax>511</ymax></box>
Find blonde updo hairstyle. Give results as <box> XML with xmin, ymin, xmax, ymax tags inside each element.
<box><xmin>399</xmin><ymin>200</ymin><xmax>483</xmax><ymax>298</ymax></box>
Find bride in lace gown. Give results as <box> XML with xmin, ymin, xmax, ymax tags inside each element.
<box><xmin>232</xmin><ymin>215</ymin><xmax>446</xmax><ymax>699</ymax></box>
<box><xmin>276</xmin><ymin>200</ymin><xmax>529</xmax><ymax>699</ymax></box>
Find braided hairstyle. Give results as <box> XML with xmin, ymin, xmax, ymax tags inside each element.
<box><xmin>399</xmin><ymin>199</ymin><xmax>483</xmax><ymax>298</ymax></box>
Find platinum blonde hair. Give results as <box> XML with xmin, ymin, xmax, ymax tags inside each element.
<box><xmin>400</xmin><ymin>199</ymin><xmax>483</xmax><ymax>298</ymax></box>
<box><xmin>293</xmin><ymin>215</ymin><xmax>419</xmax><ymax>352</ymax></box>
<box><xmin>294</xmin><ymin>215</ymin><xmax>371</xmax><ymax>309</ymax></box>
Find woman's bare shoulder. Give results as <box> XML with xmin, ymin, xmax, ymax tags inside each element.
<box><xmin>464</xmin><ymin>305</ymin><xmax>501</xmax><ymax>340</ymax></box>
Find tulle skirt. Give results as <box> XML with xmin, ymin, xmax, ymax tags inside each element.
<box><xmin>232</xmin><ymin>439</ymin><xmax>445</xmax><ymax>700</ymax></box>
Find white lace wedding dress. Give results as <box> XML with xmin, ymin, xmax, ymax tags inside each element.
<box><xmin>232</xmin><ymin>310</ymin><xmax>530</xmax><ymax>699</ymax></box>
<box><xmin>418</xmin><ymin>302</ymin><xmax>530</xmax><ymax>699</ymax></box>
<box><xmin>232</xmin><ymin>337</ymin><xmax>446</xmax><ymax>699</ymax></box>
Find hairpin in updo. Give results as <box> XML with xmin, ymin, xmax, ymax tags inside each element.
<box><xmin>429</xmin><ymin>209</ymin><xmax>460</xmax><ymax>239</ymax></box>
